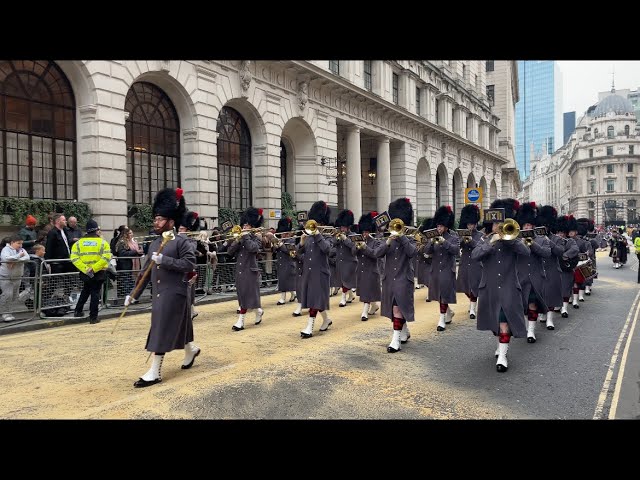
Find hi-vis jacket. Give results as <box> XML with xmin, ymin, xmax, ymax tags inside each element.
<box><xmin>70</xmin><ymin>234</ymin><xmax>111</xmax><ymax>274</ymax></box>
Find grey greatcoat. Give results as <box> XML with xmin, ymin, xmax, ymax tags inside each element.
<box><xmin>333</xmin><ymin>235</ymin><xmax>358</xmax><ymax>289</ymax></box>
<box><xmin>294</xmin><ymin>249</ymin><xmax>304</xmax><ymax>300</ymax></box>
<box><xmin>328</xmin><ymin>246</ymin><xmax>341</xmax><ymax>288</ymax></box>
<box><xmin>415</xmin><ymin>244</ymin><xmax>432</xmax><ymax>286</ymax></box>
<box><xmin>574</xmin><ymin>236</ymin><xmax>592</xmax><ymax>287</ymax></box>
<box><xmin>227</xmin><ymin>233</ymin><xmax>262</xmax><ymax>309</ymax></box>
<box><xmin>543</xmin><ymin>234</ymin><xmax>566</xmax><ymax>308</ymax></box>
<box><xmin>140</xmin><ymin>233</ymin><xmax>196</xmax><ymax>353</ymax></box>
<box><xmin>297</xmin><ymin>233</ymin><xmax>332</xmax><ymax>310</ymax></box>
<box><xmin>274</xmin><ymin>238</ymin><xmax>297</xmax><ymax>292</ymax></box>
<box><xmin>374</xmin><ymin>235</ymin><xmax>417</xmax><ymax>322</ymax></box>
<box><xmin>355</xmin><ymin>236</ymin><xmax>382</xmax><ymax>303</ymax></box>
<box><xmin>516</xmin><ymin>236</ymin><xmax>551</xmax><ymax>312</ymax></box>
<box><xmin>559</xmin><ymin>237</ymin><xmax>579</xmax><ymax>297</ymax></box>
<box><xmin>471</xmin><ymin>238</ymin><xmax>530</xmax><ymax>338</ymax></box>
<box><xmin>456</xmin><ymin>230</ymin><xmax>484</xmax><ymax>297</ymax></box>
<box><xmin>425</xmin><ymin>231</ymin><xmax>460</xmax><ymax>304</ymax></box>
<box><xmin>586</xmin><ymin>237</ymin><xmax>600</xmax><ymax>286</ymax></box>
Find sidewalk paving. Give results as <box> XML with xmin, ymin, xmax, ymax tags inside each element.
<box><xmin>0</xmin><ymin>286</ymin><xmax>279</xmax><ymax>336</ymax></box>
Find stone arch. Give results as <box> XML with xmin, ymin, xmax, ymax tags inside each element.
<box><xmin>490</xmin><ymin>179</ymin><xmax>498</xmax><ymax>205</ymax></box>
<box><xmin>281</xmin><ymin>116</ymin><xmax>318</xmax><ymax>210</ymax></box>
<box><xmin>467</xmin><ymin>172</ymin><xmax>477</xmax><ymax>189</ymax></box>
<box><xmin>436</xmin><ymin>163</ymin><xmax>449</xmax><ymax>208</ymax></box>
<box><xmin>479</xmin><ymin>176</ymin><xmax>489</xmax><ymax>209</ymax></box>
<box><xmin>453</xmin><ymin>168</ymin><xmax>464</xmax><ymax>220</ymax></box>
<box><xmin>416</xmin><ymin>157</ymin><xmax>433</xmax><ymax>220</ymax></box>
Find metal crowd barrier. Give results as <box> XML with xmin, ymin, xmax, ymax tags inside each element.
<box><xmin>0</xmin><ymin>253</ymin><xmax>280</xmax><ymax>328</ymax></box>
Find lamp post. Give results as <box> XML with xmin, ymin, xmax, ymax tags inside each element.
<box><xmin>595</xmin><ymin>190</ymin><xmax>599</xmax><ymax>226</ymax></box>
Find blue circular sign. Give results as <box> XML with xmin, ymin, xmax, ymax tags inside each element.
<box><xmin>467</xmin><ymin>189</ymin><xmax>480</xmax><ymax>202</ymax></box>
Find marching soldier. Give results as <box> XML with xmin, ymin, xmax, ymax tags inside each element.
<box><xmin>536</xmin><ymin>206</ymin><xmax>564</xmax><ymax>330</ymax></box>
<box><xmin>416</xmin><ymin>217</ymin><xmax>434</xmax><ymax>302</ymax></box>
<box><xmin>274</xmin><ymin>217</ymin><xmax>297</xmax><ymax>305</ymax></box>
<box><xmin>573</xmin><ymin>218</ymin><xmax>593</xmax><ymax>304</ymax></box>
<box><xmin>456</xmin><ymin>204</ymin><xmax>483</xmax><ymax>319</ymax></box>
<box><xmin>555</xmin><ymin>215</ymin><xmax>580</xmax><ymax>317</ymax></box>
<box><xmin>333</xmin><ymin>209</ymin><xmax>358</xmax><ymax>307</ymax></box>
<box><xmin>515</xmin><ymin>202</ymin><xmax>551</xmax><ymax>343</ymax></box>
<box><xmin>229</xmin><ymin>207</ymin><xmax>267</xmax><ymax>331</ymax></box>
<box><xmin>425</xmin><ymin>206</ymin><xmax>460</xmax><ymax>332</ymax></box>
<box><xmin>471</xmin><ymin>199</ymin><xmax>530</xmax><ymax>373</ymax></box>
<box><xmin>355</xmin><ymin>211</ymin><xmax>382</xmax><ymax>321</ymax></box>
<box><xmin>298</xmin><ymin>201</ymin><xmax>333</xmax><ymax>338</ymax></box>
<box><xmin>127</xmin><ymin>188</ymin><xmax>199</xmax><ymax>388</ymax></box>
<box><xmin>374</xmin><ymin>198</ymin><xmax>417</xmax><ymax>353</ymax></box>
<box><xmin>584</xmin><ymin>219</ymin><xmax>599</xmax><ymax>296</ymax></box>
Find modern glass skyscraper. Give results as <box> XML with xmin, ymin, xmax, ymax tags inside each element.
<box><xmin>563</xmin><ymin>111</ymin><xmax>576</xmax><ymax>145</ymax></box>
<box><xmin>515</xmin><ymin>61</ymin><xmax>563</xmax><ymax>179</ymax></box>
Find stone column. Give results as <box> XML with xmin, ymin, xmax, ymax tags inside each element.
<box><xmin>377</xmin><ymin>136</ymin><xmax>391</xmax><ymax>213</ymax></box>
<box><xmin>346</xmin><ymin>126</ymin><xmax>362</xmax><ymax>219</ymax></box>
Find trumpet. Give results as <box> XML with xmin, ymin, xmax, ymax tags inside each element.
<box><xmin>303</xmin><ymin>219</ymin><xmax>336</xmax><ymax>236</ymax></box>
<box><xmin>289</xmin><ymin>248</ymin><xmax>297</xmax><ymax>258</ymax></box>
<box><xmin>490</xmin><ymin>218</ymin><xmax>520</xmax><ymax>244</ymax></box>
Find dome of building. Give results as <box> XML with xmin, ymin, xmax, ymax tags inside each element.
<box><xmin>593</xmin><ymin>92</ymin><xmax>634</xmax><ymax>117</ymax></box>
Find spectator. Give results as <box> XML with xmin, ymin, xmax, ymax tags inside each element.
<box><xmin>18</xmin><ymin>215</ymin><xmax>38</xmax><ymax>253</ymax></box>
<box><xmin>115</xmin><ymin>227</ymin><xmax>143</xmax><ymax>297</ymax></box>
<box><xmin>64</xmin><ymin>216</ymin><xmax>83</xmax><ymax>246</ymax></box>
<box><xmin>37</xmin><ymin>212</ymin><xmax>56</xmax><ymax>244</ymax></box>
<box><xmin>26</xmin><ymin>244</ymin><xmax>49</xmax><ymax>311</ymax></box>
<box><xmin>110</xmin><ymin>225</ymin><xmax>127</xmax><ymax>256</ymax></box>
<box><xmin>0</xmin><ymin>234</ymin><xmax>30</xmax><ymax>321</ymax></box>
<box><xmin>45</xmin><ymin>214</ymin><xmax>72</xmax><ymax>272</ymax></box>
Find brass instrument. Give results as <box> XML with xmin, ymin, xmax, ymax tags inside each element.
<box><xmin>457</xmin><ymin>229</ymin><xmax>472</xmax><ymax>243</ymax></box>
<box><xmin>388</xmin><ymin>218</ymin><xmax>405</xmax><ymax>236</ymax></box>
<box><xmin>289</xmin><ymin>248</ymin><xmax>297</xmax><ymax>258</ymax></box>
<box><xmin>490</xmin><ymin>218</ymin><xmax>520</xmax><ymax>244</ymax></box>
<box><xmin>303</xmin><ymin>220</ymin><xmax>337</xmax><ymax>236</ymax></box>
<box><xmin>240</xmin><ymin>226</ymin><xmax>265</xmax><ymax>236</ymax></box>
<box><xmin>111</xmin><ymin>230</ymin><xmax>175</xmax><ymax>334</ymax></box>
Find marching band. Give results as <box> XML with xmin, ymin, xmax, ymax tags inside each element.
<box><xmin>128</xmin><ymin>189</ymin><xmax>612</xmax><ymax>387</ymax></box>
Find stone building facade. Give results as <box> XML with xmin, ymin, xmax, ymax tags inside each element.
<box><xmin>0</xmin><ymin>60</ymin><xmax>519</xmax><ymax>230</ymax></box>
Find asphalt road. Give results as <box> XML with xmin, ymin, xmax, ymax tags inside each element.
<box><xmin>0</xmin><ymin>250</ymin><xmax>637</xmax><ymax>419</ymax></box>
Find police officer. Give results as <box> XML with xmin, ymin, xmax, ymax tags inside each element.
<box><xmin>70</xmin><ymin>219</ymin><xmax>112</xmax><ymax>324</ymax></box>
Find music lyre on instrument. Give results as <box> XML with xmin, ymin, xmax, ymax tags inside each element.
<box><xmin>534</xmin><ymin>226</ymin><xmax>548</xmax><ymax>236</ymax></box>
<box><xmin>111</xmin><ymin>230</ymin><xmax>175</xmax><ymax>334</ymax></box>
<box><xmin>350</xmin><ymin>233</ymin><xmax>366</xmax><ymax>249</ymax></box>
<box><xmin>457</xmin><ymin>228</ymin><xmax>472</xmax><ymax>243</ymax></box>
<box><xmin>519</xmin><ymin>228</ymin><xmax>535</xmax><ymax>246</ymax></box>
<box><xmin>422</xmin><ymin>228</ymin><xmax>444</xmax><ymax>245</ymax></box>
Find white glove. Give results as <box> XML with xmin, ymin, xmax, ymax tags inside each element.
<box><xmin>151</xmin><ymin>252</ymin><xmax>163</xmax><ymax>264</ymax></box>
<box><xmin>110</xmin><ymin>258</ymin><xmax>117</xmax><ymax>266</ymax></box>
<box><xmin>124</xmin><ymin>295</ymin><xmax>136</xmax><ymax>307</ymax></box>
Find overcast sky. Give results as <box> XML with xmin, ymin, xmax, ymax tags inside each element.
<box><xmin>557</xmin><ymin>61</ymin><xmax>640</xmax><ymax>117</ymax></box>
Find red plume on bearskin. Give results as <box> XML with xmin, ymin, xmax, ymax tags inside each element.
<box><xmin>530</xmin><ymin>202</ymin><xmax>536</xmax><ymax>209</ymax></box>
<box><xmin>258</xmin><ymin>208</ymin><xmax>263</xmax><ymax>216</ymax></box>
<box><xmin>371</xmin><ymin>211</ymin><xmax>378</xmax><ymax>217</ymax></box>
<box><xmin>175</xmin><ymin>188</ymin><xmax>183</xmax><ymax>201</ymax></box>
<box><xmin>446</xmin><ymin>205</ymin><xmax>452</xmax><ymax>214</ymax></box>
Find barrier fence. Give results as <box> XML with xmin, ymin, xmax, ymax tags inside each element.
<box><xmin>0</xmin><ymin>254</ymin><xmax>280</xmax><ymax>328</ymax></box>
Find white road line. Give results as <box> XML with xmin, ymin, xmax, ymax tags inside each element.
<box><xmin>593</xmin><ymin>290</ymin><xmax>640</xmax><ymax>419</ymax></box>
<box><xmin>608</xmin><ymin>294</ymin><xmax>640</xmax><ymax>419</ymax></box>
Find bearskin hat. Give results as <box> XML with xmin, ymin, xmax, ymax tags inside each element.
<box><xmin>240</xmin><ymin>207</ymin><xmax>264</xmax><ymax>229</ymax></box>
<box><xmin>153</xmin><ymin>187</ymin><xmax>187</xmax><ymax>226</ymax></box>
<box><xmin>181</xmin><ymin>211</ymin><xmax>200</xmax><ymax>232</ymax></box>
<box><xmin>536</xmin><ymin>205</ymin><xmax>558</xmax><ymax>233</ymax></box>
<box><xmin>490</xmin><ymin>198</ymin><xmax>517</xmax><ymax>220</ymax></box>
<box><xmin>335</xmin><ymin>209</ymin><xmax>355</xmax><ymax>228</ymax></box>
<box><xmin>557</xmin><ymin>215</ymin><xmax>578</xmax><ymax>234</ymax></box>
<box><xmin>419</xmin><ymin>217</ymin><xmax>434</xmax><ymax>233</ymax></box>
<box><xmin>358</xmin><ymin>211</ymin><xmax>377</xmax><ymax>233</ymax></box>
<box><xmin>576</xmin><ymin>217</ymin><xmax>590</xmax><ymax>236</ymax></box>
<box><xmin>276</xmin><ymin>217</ymin><xmax>292</xmax><ymax>233</ymax></box>
<box><xmin>459</xmin><ymin>204</ymin><xmax>480</xmax><ymax>227</ymax></box>
<box><xmin>516</xmin><ymin>202</ymin><xmax>537</xmax><ymax>227</ymax></box>
<box><xmin>587</xmin><ymin>219</ymin><xmax>595</xmax><ymax>232</ymax></box>
<box><xmin>388</xmin><ymin>197</ymin><xmax>413</xmax><ymax>226</ymax></box>
<box><xmin>308</xmin><ymin>201</ymin><xmax>331</xmax><ymax>225</ymax></box>
<box><xmin>434</xmin><ymin>205</ymin><xmax>455</xmax><ymax>229</ymax></box>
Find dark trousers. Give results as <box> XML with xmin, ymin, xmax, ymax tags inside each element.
<box><xmin>637</xmin><ymin>254</ymin><xmax>640</xmax><ymax>283</ymax></box>
<box><xmin>76</xmin><ymin>274</ymin><xmax>104</xmax><ymax>320</ymax></box>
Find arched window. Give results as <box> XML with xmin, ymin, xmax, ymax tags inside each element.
<box><xmin>217</xmin><ymin>107</ymin><xmax>252</xmax><ymax>210</ymax></box>
<box><xmin>588</xmin><ymin>201</ymin><xmax>595</xmax><ymax>209</ymax></box>
<box><xmin>594</xmin><ymin>128</ymin><xmax>598</xmax><ymax>138</ymax></box>
<box><xmin>607</xmin><ymin>126</ymin><xmax>614</xmax><ymax>138</ymax></box>
<box><xmin>125</xmin><ymin>82</ymin><xmax>180</xmax><ymax>205</ymax></box>
<box><xmin>280</xmin><ymin>140</ymin><xmax>287</xmax><ymax>194</ymax></box>
<box><xmin>0</xmin><ymin>60</ymin><xmax>76</xmax><ymax>199</ymax></box>
<box><xmin>625</xmin><ymin>125</ymin><xmax>630</xmax><ymax>136</ymax></box>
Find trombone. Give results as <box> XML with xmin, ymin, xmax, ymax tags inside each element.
<box><xmin>303</xmin><ymin>219</ymin><xmax>336</xmax><ymax>236</ymax></box>
<box><xmin>386</xmin><ymin>218</ymin><xmax>426</xmax><ymax>243</ymax></box>
<box><xmin>490</xmin><ymin>218</ymin><xmax>520</xmax><ymax>244</ymax></box>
